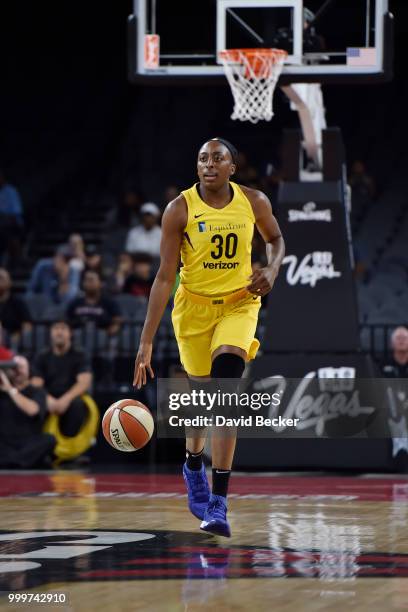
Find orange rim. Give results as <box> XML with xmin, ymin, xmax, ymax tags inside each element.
<box><xmin>219</xmin><ymin>48</ymin><xmax>287</xmax><ymax>64</ymax></box>
<box><xmin>219</xmin><ymin>48</ymin><xmax>287</xmax><ymax>78</ymax></box>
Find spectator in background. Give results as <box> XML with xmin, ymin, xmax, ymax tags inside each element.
<box><xmin>102</xmin><ymin>187</ymin><xmax>145</xmax><ymax>262</ymax></box>
<box><xmin>0</xmin><ymin>169</ymin><xmax>23</xmax><ymax>225</ymax></box>
<box><xmin>123</xmin><ymin>253</ymin><xmax>153</xmax><ymax>298</ymax></box>
<box><xmin>125</xmin><ymin>202</ymin><xmax>162</xmax><ymax>256</ymax></box>
<box><xmin>0</xmin><ymin>168</ymin><xmax>24</xmax><ymax>265</ymax></box>
<box><xmin>233</xmin><ymin>152</ymin><xmax>259</xmax><ymax>186</ymax></box>
<box><xmin>0</xmin><ymin>356</ymin><xmax>55</xmax><ymax>469</ymax></box>
<box><xmin>84</xmin><ymin>244</ymin><xmax>103</xmax><ymax>275</ymax></box>
<box><xmin>26</xmin><ymin>245</ymin><xmax>81</xmax><ymax>305</ymax></box>
<box><xmin>348</xmin><ymin>160</ymin><xmax>376</xmax><ymax>201</ymax></box>
<box><xmin>68</xmin><ymin>235</ymin><xmax>103</xmax><ymax>276</ymax></box>
<box><xmin>260</xmin><ymin>161</ymin><xmax>282</xmax><ymax>201</ymax></box>
<box><xmin>0</xmin><ymin>322</ymin><xmax>14</xmax><ymax>361</ymax></box>
<box><xmin>67</xmin><ymin>270</ymin><xmax>122</xmax><ymax>336</ymax></box>
<box><xmin>163</xmin><ymin>185</ymin><xmax>180</xmax><ymax>207</ymax></box>
<box><xmin>0</xmin><ymin>268</ymin><xmax>32</xmax><ymax>343</ymax></box>
<box><xmin>110</xmin><ymin>252</ymin><xmax>134</xmax><ymax>293</ymax></box>
<box><xmin>68</xmin><ymin>233</ymin><xmax>86</xmax><ymax>270</ymax></box>
<box><xmin>352</xmin><ymin>244</ymin><xmax>369</xmax><ymax>282</ymax></box>
<box><xmin>32</xmin><ymin>320</ymin><xmax>92</xmax><ymax>440</ymax></box>
<box><xmin>348</xmin><ymin>160</ymin><xmax>376</xmax><ymax>232</ymax></box>
<box><xmin>382</xmin><ymin>326</ymin><xmax>408</xmax><ymax>378</ymax></box>
<box><xmin>381</xmin><ymin>326</ymin><xmax>408</xmax><ymax>470</ymax></box>
<box><xmin>106</xmin><ymin>187</ymin><xmax>144</xmax><ymax>229</ymax></box>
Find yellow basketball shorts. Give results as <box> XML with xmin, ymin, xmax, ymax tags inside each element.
<box><xmin>171</xmin><ymin>286</ymin><xmax>262</xmax><ymax>376</ymax></box>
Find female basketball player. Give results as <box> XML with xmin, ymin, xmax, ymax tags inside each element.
<box><xmin>133</xmin><ymin>138</ymin><xmax>284</xmax><ymax>537</ymax></box>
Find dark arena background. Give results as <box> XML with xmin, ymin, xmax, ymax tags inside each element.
<box><xmin>1</xmin><ymin>1</ymin><xmax>408</xmax><ymax>610</ymax></box>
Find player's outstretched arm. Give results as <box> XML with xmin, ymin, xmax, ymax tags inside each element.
<box><xmin>133</xmin><ymin>196</ymin><xmax>187</xmax><ymax>389</ymax></box>
<box><xmin>243</xmin><ymin>187</ymin><xmax>285</xmax><ymax>296</ymax></box>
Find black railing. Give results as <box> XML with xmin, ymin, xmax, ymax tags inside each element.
<box><xmin>359</xmin><ymin>323</ymin><xmax>407</xmax><ymax>361</ymax></box>
<box><xmin>4</xmin><ymin>321</ymin><xmax>405</xmax><ymax>368</ymax></box>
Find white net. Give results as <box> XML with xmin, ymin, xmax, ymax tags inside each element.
<box><xmin>219</xmin><ymin>49</ymin><xmax>287</xmax><ymax>124</ymax></box>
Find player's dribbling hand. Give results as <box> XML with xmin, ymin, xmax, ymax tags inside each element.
<box><xmin>133</xmin><ymin>343</ymin><xmax>154</xmax><ymax>389</ymax></box>
<box><xmin>247</xmin><ymin>266</ymin><xmax>278</xmax><ymax>296</ymax></box>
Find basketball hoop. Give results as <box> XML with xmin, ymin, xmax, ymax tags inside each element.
<box><xmin>218</xmin><ymin>48</ymin><xmax>287</xmax><ymax>124</ymax></box>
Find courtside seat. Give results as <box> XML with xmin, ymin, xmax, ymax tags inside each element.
<box><xmin>372</xmin><ymin>272</ymin><xmax>405</xmax><ymax>293</ymax></box>
<box><xmin>359</xmin><ymin>323</ymin><xmax>391</xmax><ymax>354</ymax></box>
<box><xmin>356</xmin><ymin>294</ymin><xmax>372</xmax><ymax>322</ymax></box>
<box><xmin>359</xmin><ymin>327</ymin><xmax>372</xmax><ymax>351</ymax></box>
<box><xmin>376</xmin><ymin>258</ymin><xmax>407</xmax><ymax>277</ymax></box>
<box><xmin>115</xmin><ymin>294</ymin><xmax>148</xmax><ymax>321</ymax></box>
<box><xmin>155</xmin><ymin>323</ymin><xmax>170</xmax><ymax>363</ymax></box>
<box><xmin>24</xmin><ymin>294</ymin><xmax>54</xmax><ymax>321</ymax></box>
<box><xmin>382</xmin><ymin>241</ymin><xmax>408</xmax><ymax>262</ymax></box>
<box><xmin>367</xmin><ymin>304</ymin><xmax>406</xmax><ymax>324</ymax></box>
<box><xmin>362</xmin><ymin>284</ymin><xmax>386</xmax><ymax>308</ymax></box>
<box><xmin>100</xmin><ymin>227</ymin><xmax>128</xmax><ymax>259</ymax></box>
<box><xmin>398</xmin><ymin>290</ymin><xmax>408</xmax><ymax>309</ymax></box>
<box><xmin>43</xmin><ymin>393</ymin><xmax>100</xmax><ymax>465</ymax></box>
<box><xmin>117</xmin><ymin>322</ymin><xmax>143</xmax><ymax>354</ymax></box>
<box><xmin>18</xmin><ymin>323</ymin><xmax>50</xmax><ymax>357</ymax></box>
<box><xmin>355</xmin><ymin>197</ymin><xmax>404</xmax><ymax>264</ymax></box>
<box><xmin>42</xmin><ymin>304</ymin><xmax>66</xmax><ymax>321</ymax></box>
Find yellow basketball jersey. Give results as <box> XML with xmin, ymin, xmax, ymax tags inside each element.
<box><xmin>179</xmin><ymin>181</ymin><xmax>255</xmax><ymax>296</ymax></box>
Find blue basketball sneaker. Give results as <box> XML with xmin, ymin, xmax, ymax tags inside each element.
<box><xmin>183</xmin><ymin>463</ymin><xmax>210</xmax><ymax>520</ymax></box>
<box><xmin>200</xmin><ymin>494</ymin><xmax>231</xmax><ymax>537</ymax></box>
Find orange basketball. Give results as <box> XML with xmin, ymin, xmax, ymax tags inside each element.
<box><xmin>102</xmin><ymin>399</ymin><xmax>154</xmax><ymax>452</ymax></box>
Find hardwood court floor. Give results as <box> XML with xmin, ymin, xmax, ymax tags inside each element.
<box><xmin>1</xmin><ymin>471</ymin><xmax>408</xmax><ymax>611</ymax></box>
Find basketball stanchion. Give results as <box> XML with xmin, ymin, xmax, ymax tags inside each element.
<box><xmin>218</xmin><ymin>48</ymin><xmax>287</xmax><ymax>124</ymax></box>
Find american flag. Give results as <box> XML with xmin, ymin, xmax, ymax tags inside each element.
<box><xmin>346</xmin><ymin>47</ymin><xmax>377</xmax><ymax>67</ymax></box>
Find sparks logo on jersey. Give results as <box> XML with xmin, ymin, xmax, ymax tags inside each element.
<box><xmin>198</xmin><ymin>222</ymin><xmax>206</xmax><ymax>232</ymax></box>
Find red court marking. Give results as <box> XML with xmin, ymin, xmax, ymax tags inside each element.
<box><xmin>80</xmin><ymin>566</ymin><xmax>408</xmax><ymax>578</ymax></box>
<box><xmin>358</xmin><ymin>567</ymin><xmax>408</xmax><ymax>575</ymax></box>
<box><xmin>124</xmin><ymin>557</ymin><xmax>236</xmax><ymax>565</ymax></box>
<box><xmin>0</xmin><ymin>473</ymin><xmax>408</xmax><ymax>502</ymax></box>
<box><xmin>165</xmin><ymin>548</ymin><xmax>408</xmax><ymax>565</ymax></box>
<box><xmin>80</xmin><ymin>567</ymin><xmax>299</xmax><ymax>578</ymax></box>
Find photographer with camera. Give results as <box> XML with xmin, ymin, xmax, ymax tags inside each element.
<box><xmin>0</xmin><ymin>356</ymin><xmax>56</xmax><ymax>468</ymax></box>
<box><xmin>0</xmin><ymin>321</ymin><xmax>14</xmax><ymax>361</ymax></box>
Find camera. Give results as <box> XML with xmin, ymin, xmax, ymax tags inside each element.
<box><xmin>0</xmin><ymin>360</ymin><xmax>18</xmax><ymax>370</ymax></box>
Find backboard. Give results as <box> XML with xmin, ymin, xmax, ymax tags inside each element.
<box><xmin>128</xmin><ymin>0</ymin><xmax>393</xmax><ymax>83</ymax></box>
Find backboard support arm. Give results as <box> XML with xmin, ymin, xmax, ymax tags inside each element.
<box><xmin>226</xmin><ymin>8</ymin><xmax>265</xmax><ymax>44</ymax></box>
<box><xmin>281</xmin><ymin>83</ymin><xmax>327</xmax><ymax>168</ymax></box>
